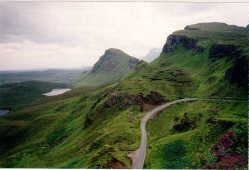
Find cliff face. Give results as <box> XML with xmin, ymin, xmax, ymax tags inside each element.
<box><xmin>159</xmin><ymin>22</ymin><xmax>248</xmax><ymax>97</ymax></box>
<box><xmin>225</xmin><ymin>56</ymin><xmax>248</xmax><ymax>88</ymax></box>
<box><xmin>209</xmin><ymin>44</ymin><xmax>247</xmax><ymax>88</ymax></box>
<box><xmin>162</xmin><ymin>35</ymin><xmax>198</xmax><ymax>53</ymax></box>
<box><xmin>209</xmin><ymin>44</ymin><xmax>242</xmax><ymax>60</ymax></box>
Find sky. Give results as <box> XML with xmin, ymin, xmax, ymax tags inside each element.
<box><xmin>0</xmin><ymin>0</ymin><xmax>248</xmax><ymax>70</ymax></box>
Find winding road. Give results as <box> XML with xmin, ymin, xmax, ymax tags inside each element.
<box><xmin>130</xmin><ymin>97</ymin><xmax>248</xmax><ymax>169</ymax></box>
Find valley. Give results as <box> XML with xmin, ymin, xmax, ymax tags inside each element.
<box><xmin>0</xmin><ymin>22</ymin><xmax>248</xmax><ymax>169</ymax></box>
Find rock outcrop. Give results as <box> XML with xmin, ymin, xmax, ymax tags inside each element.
<box><xmin>162</xmin><ymin>35</ymin><xmax>198</xmax><ymax>53</ymax></box>
<box><xmin>103</xmin><ymin>91</ymin><xmax>166</xmax><ymax>112</ymax></box>
<box><xmin>225</xmin><ymin>56</ymin><xmax>248</xmax><ymax>88</ymax></box>
<box><xmin>209</xmin><ymin>44</ymin><xmax>242</xmax><ymax>60</ymax></box>
<box><xmin>128</xmin><ymin>57</ymin><xmax>140</xmax><ymax>69</ymax></box>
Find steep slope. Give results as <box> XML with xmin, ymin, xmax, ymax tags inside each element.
<box><xmin>75</xmin><ymin>48</ymin><xmax>140</xmax><ymax>87</ymax></box>
<box><xmin>142</xmin><ymin>22</ymin><xmax>248</xmax><ymax>168</ymax></box>
<box><xmin>0</xmin><ymin>22</ymin><xmax>247</xmax><ymax>169</ymax></box>
<box><xmin>117</xmin><ymin>22</ymin><xmax>248</xmax><ymax>98</ymax></box>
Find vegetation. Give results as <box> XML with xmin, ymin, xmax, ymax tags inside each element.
<box><xmin>0</xmin><ymin>22</ymin><xmax>247</xmax><ymax>168</ymax></box>
<box><xmin>75</xmin><ymin>48</ymin><xmax>140</xmax><ymax>88</ymax></box>
<box><xmin>0</xmin><ymin>81</ymin><xmax>69</xmax><ymax>110</ymax></box>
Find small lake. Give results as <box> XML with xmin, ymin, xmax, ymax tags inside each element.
<box><xmin>43</xmin><ymin>88</ymin><xmax>71</xmax><ymax>96</ymax></box>
<box><xmin>0</xmin><ymin>109</ymin><xmax>10</xmax><ymax>116</ymax></box>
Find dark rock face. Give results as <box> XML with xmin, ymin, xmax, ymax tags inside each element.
<box><xmin>103</xmin><ymin>91</ymin><xmax>166</xmax><ymax>111</ymax></box>
<box><xmin>209</xmin><ymin>44</ymin><xmax>242</xmax><ymax>60</ymax></box>
<box><xmin>225</xmin><ymin>56</ymin><xmax>248</xmax><ymax>88</ymax></box>
<box><xmin>128</xmin><ymin>57</ymin><xmax>140</xmax><ymax>69</ymax></box>
<box><xmin>142</xmin><ymin>91</ymin><xmax>166</xmax><ymax>105</ymax></box>
<box><xmin>172</xmin><ymin>113</ymin><xmax>196</xmax><ymax>132</ymax></box>
<box><xmin>246</xmin><ymin>24</ymin><xmax>249</xmax><ymax>31</ymax></box>
<box><xmin>162</xmin><ymin>35</ymin><xmax>198</xmax><ymax>53</ymax></box>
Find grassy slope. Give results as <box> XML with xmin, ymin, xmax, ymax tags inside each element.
<box><xmin>0</xmin><ymin>86</ymin><xmax>142</xmax><ymax>168</ymax></box>
<box><xmin>143</xmin><ymin>23</ymin><xmax>248</xmax><ymax>168</ymax></box>
<box><xmin>0</xmin><ymin>22</ymin><xmax>248</xmax><ymax>168</ymax></box>
<box><xmin>75</xmin><ymin>49</ymin><xmax>139</xmax><ymax>88</ymax></box>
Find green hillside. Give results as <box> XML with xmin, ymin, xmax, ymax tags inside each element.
<box><xmin>75</xmin><ymin>48</ymin><xmax>140</xmax><ymax>87</ymax></box>
<box><xmin>0</xmin><ymin>81</ymin><xmax>69</xmax><ymax>110</ymax></box>
<box><xmin>0</xmin><ymin>22</ymin><xmax>248</xmax><ymax>169</ymax></box>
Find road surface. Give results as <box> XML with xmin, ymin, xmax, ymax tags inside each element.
<box><xmin>130</xmin><ymin>97</ymin><xmax>248</xmax><ymax>169</ymax></box>
<box><xmin>131</xmin><ymin>98</ymin><xmax>199</xmax><ymax>169</ymax></box>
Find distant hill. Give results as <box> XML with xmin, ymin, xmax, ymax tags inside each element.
<box><xmin>143</xmin><ymin>48</ymin><xmax>161</xmax><ymax>62</ymax></box>
<box><xmin>75</xmin><ymin>48</ymin><xmax>140</xmax><ymax>87</ymax></box>
<box><xmin>0</xmin><ymin>81</ymin><xmax>68</xmax><ymax>110</ymax></box>
<box><xmin>0</xmin><ymin>68</ymin><xmax>89</xmax><ymax>86</ymax></box>
<box><xmin>0</xmin><ymin>22</ymin><xmax>248</xmax><ymax>169</ymax></box>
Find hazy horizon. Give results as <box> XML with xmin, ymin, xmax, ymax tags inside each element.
<box><xmin>0</xmin><ymin>1</ymin><xmax>248</xmax><ymax>71</ymax></box>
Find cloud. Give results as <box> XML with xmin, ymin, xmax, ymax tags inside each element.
<box><xmin>0</xmin><ymin>40</ymin><xmax>100</xmax><ymax>70</ymax></box>
<box><xmin>0</xmin><ymin>2</ymin><xmax>248</xmax><ymax>70</ymax></box>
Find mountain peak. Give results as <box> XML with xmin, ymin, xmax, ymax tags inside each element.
<box><xmin>104</xmin><ymin>48</ymin><xmax>127</xmax><ymax>56</ymax></box>
<box><xmin>181</xmin><ymin>22</ymin><xmax>246</xmax><ymax>33</ymax></box>
<box><xmin>76</xmin><ymin>48</ymin><xmax>140</xmax><ymax>87</ymax></box>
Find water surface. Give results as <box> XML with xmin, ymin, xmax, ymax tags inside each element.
<box><xmin>43</xmin><ymin>88</ymin><xmax>71</xmax><ymax>96</ymax></box>
<box><xmin>0</xmin><ymin>109</ymin><xmax>10</xmax><ymax>116</ymax></box>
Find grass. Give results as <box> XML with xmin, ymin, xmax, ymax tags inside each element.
<box><xmin>0</xmin><ymin>81</ymin><xmax>69</xmax><ymax>110</ymax></box>
<box><xmin>146</xmin><ymin>100</ymin><xmax>247</xmax><ymax>168</ymax></box>
<box><xmin>75</xmin><ymin>49</ymin><xmax>139</xmax><ymax>88</ymax></box>
<box><xmin>0</xmin><ymin>22</ymin><xmax>248</xmax><ymax>168</ymax></box>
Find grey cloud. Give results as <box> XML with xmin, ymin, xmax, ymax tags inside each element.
<box><xmin>0</xmin><ymin>2</ymin><xmax>248</xmax><ymax>70</ymax></box>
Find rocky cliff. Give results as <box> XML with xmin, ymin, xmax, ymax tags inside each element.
<box><xmin>162</xmin><ymin>34</ymin><xmax>198</xmax><ymax>53</ymax></box>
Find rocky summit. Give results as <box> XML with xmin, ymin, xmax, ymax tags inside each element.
<box><xmin>75</xmin><ymin>48</ymin><xmax>140</xmax><ymax>87</ymax></box>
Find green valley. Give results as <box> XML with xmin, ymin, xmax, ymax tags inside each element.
<box><xmin>0</xmin><ymin>22</ymin><xmax>248</xmax><ymax>169</ymax></box>
<box><xmin>0</xmin><ymin>81</ymin><xmax>69</xmax><ymax>110</ymax></box>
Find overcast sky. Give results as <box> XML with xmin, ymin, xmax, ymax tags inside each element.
<box><xmin>0</xmin><ymin>1</ymin><xmax>248</xmax><ymax>70</ymax></box>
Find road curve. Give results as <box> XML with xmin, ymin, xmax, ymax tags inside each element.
<box><xmin>130</xmin><ymin>97</ymin><xmax>248</xmax><ymax>169</ymax></box>
<box><xmin>131</xmin><ymin>98</ymin><xmax>199</xmax><ymax>169</ymax></box>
